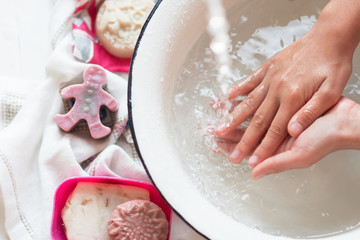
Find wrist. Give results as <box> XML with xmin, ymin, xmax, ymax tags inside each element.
<box><xmin>337</xmin><ymin>101</ymin><xmax>360</xmax><ymax>150</ymax></box>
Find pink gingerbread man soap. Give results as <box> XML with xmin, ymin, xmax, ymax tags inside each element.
<box><xmin>55</xmin><ymin>65</ymin><xmax>118</xmax><ymax>139</ymax></box>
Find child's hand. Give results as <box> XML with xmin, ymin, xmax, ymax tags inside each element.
<box><xmin>251</xmin><ymin>97</ymin><xmax>360</xmax><ymax>179</ymax></box>
<box><xmin>214</xmin><ymin>0</ymin><xmax>360</xmax><ymax>165</ymax></box>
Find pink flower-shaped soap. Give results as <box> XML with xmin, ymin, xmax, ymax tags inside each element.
<box><xmin>108</xmin><ymin>199</ymin><xmax>169</xmax><ymax>240</ymax></box>
<box><xmin>55</xmin><ymin>65</ymin><xmax>118</xmax><ymax>139</ymax></box>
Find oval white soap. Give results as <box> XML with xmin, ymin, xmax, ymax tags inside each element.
<box><xmin>95</xmin><ymin>0</ymin><xmax>155</xmax><ymax>58</ymax></box>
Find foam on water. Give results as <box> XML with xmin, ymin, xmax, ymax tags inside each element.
<box><xmin>171</xmin><ymin>0</ymin><xmax>360</xmax><ymax>238</ymax></box>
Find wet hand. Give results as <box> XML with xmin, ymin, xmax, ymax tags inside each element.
<box><xmin>251</xmin><ymin>97</ymin><xmax>360</xmax><ymax>179</ymax></box>
<box><xmin>214</xmin><ymin>25</ymin><xmax>354</xmax><ymax>166</ymax></box>
<box><xmin>215</xmin><ymin>97</ymin><xmax>360</xmax><ymax>179</ymax></box>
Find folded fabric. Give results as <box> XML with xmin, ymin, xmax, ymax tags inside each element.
<box><xmin>0</xmin><ymin>2</ymin><xmax>145</xmax><ymax>239</ymax></box>
<box><xmin>72</xmin><ymin>0</ymin><xmax>131</xmax><ymax>72</ymax></box>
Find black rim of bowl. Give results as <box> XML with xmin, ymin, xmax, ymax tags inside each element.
<box><xmin>127</xmin><ymin>0</ymin><xmax>209</xmax><ymax>239</ymax></box>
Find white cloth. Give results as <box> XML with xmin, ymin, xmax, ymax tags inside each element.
<box><xmin>0</xmin><ymin>0</ymin><xmax>206</xmax><ymax>239</ymax></box>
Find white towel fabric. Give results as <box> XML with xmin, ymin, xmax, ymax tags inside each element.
<box><xmin>0</xmin><ymin>0</ymin><xmax>205</xmax><ymax>239</ymax></box>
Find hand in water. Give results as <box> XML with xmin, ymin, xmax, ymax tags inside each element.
<box><xmin>252</xmin><ymin>97</ymin><xmax>360</xmax><ymax>179</ymax></box>
<box><xmin>215</xmin><ymin>97</ymin><xmax>360</xmax><ymax>179</ymax></box>
<box><xmin>214</xmin><ymin>0</ymin><xmax>360</xmax><ymax>165</ymax></box>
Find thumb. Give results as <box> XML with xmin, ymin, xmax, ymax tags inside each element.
<box><xmin>251</xmin><ymin>150</ymin><xmax>310</xmax><ymax>180</ymax></box>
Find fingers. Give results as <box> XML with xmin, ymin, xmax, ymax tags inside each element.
<box><xmin>215</xmin><ymin>129</ymin><xmax>244</xmax><ymax>142</ymax></box>
<box><xmin>248</xmin><ymin>103</ymin><xmax>296</xmax><ymax>167</ymax></box>
<box><xmin>251</xmin><ymin>104</ymin><xmax>343</xmax><ymax>180</ymax></box>
<box><xmin>215</xmin><ymin>141</ymin><xmax>237</xmax><ymax>156</ymax></box>
<box><xmin>274</xmin><ymin>136</ymin><xmax>296</xmax><ymax>154</ymax></box>
<box><xmin>251</xmin><ymin>142</ymin><xmax>332</xmax><ymax>180</ymax></box>
<box><xmin>214</xmin><ymin>64</ymin><xmax>270</xmax><ymax>136</ymax></box>
<box><xmin>211</xmin><ymin>98</ymin><xmax>242</xmax><ymax>112</ymax></box>
<box><xmin>212</xmin><ymin>129</ymin><xmax>245</xmax><ymax>156</ymax></box>
<box><xmin>251</xmin><ymin>150</ymin><xmax>306</xmax><ymax>180</ymax></box>
<box><xmin>214</xmin><ymin>83</ymin><xmax>268</xmax><ymax>137</ymax></box>
<box><xmin>288</xmin><ymin>86</ymin><xmax>340</xmax><ymax>138</ymax></box>
<box><xmin>228</xmin><ymin>97</ymin><xmax>278</xmax><ymax>163</ymax></box>
<box><xmin>228</xmin><ymin>66</ymin><xmax>268</xmax><ymax>100</ymax></box>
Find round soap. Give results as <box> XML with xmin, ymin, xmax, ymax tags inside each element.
<box><xmin>95</xmin><ymin>0</ymin><xmax>155</xmax><ymax>58</ymax></box>
<box><xmin>108</xmin><ymin>199</ymin><xmax>169</xmax><ymax>240</ymax></box>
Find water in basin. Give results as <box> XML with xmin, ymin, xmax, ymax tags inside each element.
<box><xmin>170</xmin><ymin>0</ymin><xmax>360</xmax><ymax>238</ymax></box>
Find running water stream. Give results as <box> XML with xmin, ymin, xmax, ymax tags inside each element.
<box><xmin>205</xmin><ymin>0</ymin><xmax>233</xmax><ymax>124</ymax></box>
<box><xmin>197</xmin><ymin>0</ymin><xmax>237</xmax><ymax>155</ymax></box>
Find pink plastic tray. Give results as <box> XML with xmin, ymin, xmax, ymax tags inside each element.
<box><xmin>51</xmin><ymin>176</ymin><xmax>172</xmax><ymax>240</ymax></box>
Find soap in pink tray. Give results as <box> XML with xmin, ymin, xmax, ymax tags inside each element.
<box><xmin>55</xmin><ymin>65</ymin><xmax>118</xmax><ymax>139</ymax></box>
<box><xmin>108</xmin><ymin>199</ymin><xmax>169</xmax><ymax>240</ymax></box>
<box><xmin>51</xmin><ymin>177</ymin><xmax>172</xmax><ymax>240</ymax></box>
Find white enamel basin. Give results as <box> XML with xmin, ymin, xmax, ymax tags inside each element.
<box><xmin>128</xmin><ymin>0</ymin><xmax>360</xmax><ymax>239</ymax></box>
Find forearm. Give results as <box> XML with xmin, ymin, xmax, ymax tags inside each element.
<box><xmin>316</xmin><ymin>1</ymin><xmax>360</xmax><ymax>149</ymax></box>
<box><xmin>313</xmin><ymin>0</ymin><xmax>360</xmax><ymax>55</ymax></box>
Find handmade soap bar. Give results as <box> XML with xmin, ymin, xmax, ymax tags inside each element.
<box><xmin>55</xmin><ymin>65</ymin><xmax>118</xmax><ymax>139</ymax></box>
<box><xmin>108</xmin><ymin>199</ymin><xmax>169</xmax><ymax>240</ymax></box>
<box><xmin>95</xmin><ymin>0</ymin><xmax>155</xmax><ymax>58</ymax></box>
<box><xmin>61</xmin><ymin>182</ymin><xmax>150</xmax><ymax>240</ymax></box>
